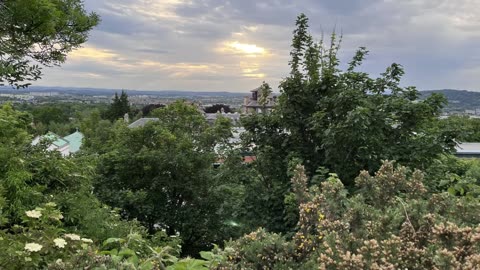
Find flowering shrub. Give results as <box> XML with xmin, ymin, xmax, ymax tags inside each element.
<box><xmin>0</xmin><ymin>203</ymin><xmax>99</xmax><ymax>269</ymax></box>
<box><xmin>217</xmin><ymin>161</ymin><xmax>480</xmax><ymax>269</ymax></box>
<box><xmin>0</xmin><ymin>202</ymin><xmax>221</xmax><ymax>270</ymax></box>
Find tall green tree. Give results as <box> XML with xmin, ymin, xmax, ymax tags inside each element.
<box><xmin>248</xmin><ymin>13</ymin><xmax>454</xmax><ymax>184</ymax></box>
<box><xmin>0</xmin><ymin>0</ymin><xmax>99</xmax><ymax>88</ymax></box>
<box><xmin>241</xmin><ymin>14</ymin><xmax>456</xmax><ymax>234</ymax></box>
<box><xmin>105</xmin><ymin>90</ymin><xmax>131</xmax><ymax>121</ymax></box>
<box><xmin>95</xmin><ymin>101</ymin><xmax>236</xmax><ymax>256</ymax></box>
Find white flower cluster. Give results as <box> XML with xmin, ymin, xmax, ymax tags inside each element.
<box><xmin>54</xmin><ymin>238</ymin><xmax>67</xmax><ymax>248</ymax></box>
<box><xmin>25</xmin><ymin>210</ymin><xmax>42</xmax><ymax>219</ymax></box>
<box><xmin>64</xmin><ymin>233</ymin><xmax>81</xmax><ymax>241</ymax></box>
<box><xmin>81</xmin><ymin>238</ymin><xmax>93</xmax><ymax>243</ymax></box>
<box><xmin>24</xmin><ymin>243</ymin><xmax>42</xmax><ymax>252</ymax></box>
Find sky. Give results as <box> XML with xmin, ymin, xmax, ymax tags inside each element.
<box><xmin>37</xmin><ymin>0</ymin><xmax>480</xmax><ymax>93</ymax></box>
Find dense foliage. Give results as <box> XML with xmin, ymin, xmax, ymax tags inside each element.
<box><xmin>94</xmin><ymin>101</ymin><xmax>241</xmax><ymax>256</ymax></box>
<box><xmin>0</xmin><ymin>0</ymin><xmax>99</xmax><ymax>87</ymax></box>
<box><xmin>438</xmin><ymin>115</ymin><xmax>480</xmax><ymax>142</ymax></box>
<box><xmin>204</xmin><ymin>104</ymin><xmax>232</xmax><ymax>114</ymax></box>
<box><xmin>105</xmin><ymin>91</ymin><xmax>131</xmax><ymax>121</ymax></box>
<box><xmin>241</xmin><ymin>14</ymin><xmax>456</xmax><ymax>235</ymax></box>
<box><xmin>215</xmin><ymin>161</ymin><xmax>480</xmax><ymax>269</ymax></box>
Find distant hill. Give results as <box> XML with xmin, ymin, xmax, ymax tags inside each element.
<box><xmin>0</xmin><ymin>86</ymin><xmax>246</xmax><ymax>98</ymax></box>
<box><xmin>420</xmin><ymin>89</ymin><xmax>480</xmax><ymax>113</ymax></box>
<box><xmin>2</xmin><ymin>86</ymin><xmax>478</xmax><ymax>112</ymax></box>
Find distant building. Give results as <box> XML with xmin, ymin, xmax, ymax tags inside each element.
<box><xmin>243</xmin><ymin>87</ymin><xmax>277</xmax><ymax>114</ymax></box>
<box><xmin>455</xmin><ymin>143</ymin><xmax>480</xmax><ymax>158</ymax></box>
<box><xmin>32</xmin><ymin>131</ymin><xmax>84</xmax><ymax>157</ymax></box>
<box><xmin>29</xmin><ymin>92</ymin><xmax>59</xmax><ymax>97</ymax></box>
<box><xmin>128</xmin><ymin>118</ymin><xmax>160</xmax><ymax>128</ymax></box>
<box><xmin>205</xmin><ymin>112</ymin><xmax>241</xmax><ymax>125</ymax></box>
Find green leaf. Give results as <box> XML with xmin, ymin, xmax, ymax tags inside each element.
<box><xmin>119</xmin><ymin>248</ymin><xmax>136</xmax><ymax>257</ymax></box>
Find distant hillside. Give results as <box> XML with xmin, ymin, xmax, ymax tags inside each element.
<box><xmin>420</xmin><ymin>89</ymin><xmax>480</xmax><ymax>113</ymax></box>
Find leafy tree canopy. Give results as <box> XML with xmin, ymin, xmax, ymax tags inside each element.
<box><xmin>241</xmin><ymin>13</ymin><xmax>456</xmax><ymax>235</ymax></box>
<box><xmin>94</xmin><ymin>101</ymin><xmax>236</xmax><ymax>256</ymax></box>
<box><xmin>0</xmin><ymin>0</ymin><xmax>99</xmax><ymax>88</ymax></box>
<box><xmin>245</xmin><ymin>13</ymin><xmax>454</xmax><ymax>185</ymax></box>
<box><xmin>204</xmin><ymin>104</ymin><xmax>232</xmax><ymax>114</ymax></box>
<box><xmin>104</xmin><ymin>90</ymin><xmax>131</xmax><ymax>121</ymax></box>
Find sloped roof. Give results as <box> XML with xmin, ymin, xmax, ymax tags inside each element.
<box><xmin>456</xmin><ymin>143</ymin><xmax>480</xmax><ymax>154</ymax></box>
<box><xmin>205</xmin><ymin>113</ymin><xmax>241</xmax><ymax>122</ymax></box>
<box><xmin>43</xmin><ymin>132</ymin><xmax>69</xmax><ymax>148</ymax></box>
<box><xmin>245</xmin><ymin>100</ymin><xmax>274</xmax><ymax>108</ymax></box>
<box><xmin>63</xmin><ymin>131</ymin><xmax>84</xmax><ymax>153</ymax></box>
<box><xmin>128</xmin><ymin>118</ymin><xmax>160</xmax><ymax>128</ymax></box>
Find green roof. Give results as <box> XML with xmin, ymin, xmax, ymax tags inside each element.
<box><xmin>63</xmin><ymin>131</ymin><xmax>84</xmax><ymax>153</ymax></box>
<box><xmin>43</xmin><ymin>132</ymin><xmax>69</xmax><ymax>148</ymax></box>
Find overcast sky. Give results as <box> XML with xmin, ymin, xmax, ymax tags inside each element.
<box><xmin>37</xmin><ymin>0</ymin><xmax>480</xmax><ymax>93</ymax></box>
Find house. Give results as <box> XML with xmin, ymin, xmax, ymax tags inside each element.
<box><xmin>32</xmin><ymin>131</ymin><xmax>84</xmax><ymax>157</ymax></box>
<box><xmin>243</xmin><ymin>87</ymin><xmax>277</xmax><ymax>114</ymax></box>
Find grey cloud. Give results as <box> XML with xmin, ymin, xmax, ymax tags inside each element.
<box><xmin>35</xmin><ymin>0</ymin><xmax>480</xmax><ymax>92</ymax></box>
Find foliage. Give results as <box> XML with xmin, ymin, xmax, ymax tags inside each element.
<box><xmin>0</xmin><ymin>202</ymin><xmax>221</xmax><ymax>270</ymax></box>
<box><xmin>425</xmin><ymin>155</ymin><xmax>480</xmax><ymax>199</ymax></box>
<box><xmin>0</xmin><ymin>202</ymin><xmax>99</xmax><ymax>269</ymax></box>
<box><xmin>105</xmin><ymin>90</ymin><xmax>131</xmax><ymax>121</ymax></box>
<box><xmin>217</xmin><ymin>161</ymin><xmax>480</xmax><ymax>269</ymax></box>
<box><xmin>95</xmin><ymin>101</ymin><xmax>237</xmax><ymax>256</ymax></box>
<box><xmin>257</xmin><ymin>81</ymin><xmax>273</xmax><ymax>109</ymax></box>
<box><xmin>31</xmin><ymin>106</ymin><xmax>69</xmax><ymax>126</ymax></box>
<box><xmin>204</xmin><ymin>104</ymin><xmax>232</xmax><ymax>114</ymax></box>
<box><xmin>142</xmin><ymin>104</ymin><xmax>166</xmax><ymax>117</ymax></box>
<box><xmin>241</xmin><ymin>13</ymin><xmax>455</xmax><ymax>234</ymax></box>
<box><xmin>279</xmin><ymin>13</ymin><xmax>453</xmax><ymax>182</ymax></box>
<box><xmin>438</xmin><ymin>115</ymin><xmax>480</xmax><ymax>142</ymax></box>
<box><xmin>0</xmin><ymin>0</ymin><xmax>99</xmax><ymax>88</ymax></box>
<box><xmin>80</xmin><ymin>108</ymin><xmax>115</xmax><ymax>154</ymax></box>
<box><xmin>0</xmin><ymin>104</ymin><xmax>159</xmax><ymax>268</ymax></box>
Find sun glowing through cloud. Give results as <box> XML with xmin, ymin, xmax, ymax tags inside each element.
<box><xmin>69</xmin><ymin>47</ymin><xmax>118</xmax><ymax>60</ymax></box>
<box><xmin>224</xmin><ymin>41</ymin><xmax>267</xmax><ymax>55</ymax></box>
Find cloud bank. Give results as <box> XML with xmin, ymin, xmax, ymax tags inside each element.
<box><xmin>37</xmin><ymin>0</ymin><xmax>480</xmax><ymax>92</ymax></box>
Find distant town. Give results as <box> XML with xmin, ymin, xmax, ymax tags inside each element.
<box><xmin>0</xmin><ymin>86</ymin><xmax>250</xmax><ymax>111</ymax></box>
<box><xmin>2</xmin><ymin>87</ymin><xmax>480</xmax><ymax>116</ymax></box>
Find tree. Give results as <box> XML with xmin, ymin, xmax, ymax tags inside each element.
<box><xmin>0</xmin><ymin>0</ymin><xmax>99</xmax><ymax>88</ymax></box>
<box><xmin>437</xmin><ymin>115</ymin><xmax>480</xmax><ymax>142</ymax></box>
<box><xmin>105</xmin><ymin>90</ymin><xmax>131</xmax><ymax>121</ymax></box>
<box><xmin>247</xmin><ymin>14</ymin><xmax>454</xmax><ymax>184</ymax></box>
<box><xmin>94</xmin><ymin>101</ymin><xmax>236</xmax><ymax>256</ymax></box>
<box><xmin>204</xmin><ymin>104</ymin><xmax>232</xmax><ymax>114</ymax></box>
<box><xmin>141</xmin><ymin>103</ymin><xmax>165</xmax><ymax>116</ymax></box>
<box><xmin>258</xmin><ymin>81</ymin><xmax>273</xmax><ymax>113</ymax></box>
<box><xmin>31</xmin><ymin>105</ymin><xmax>69</xmax><ymax>125</ymax></box>
<box><xmin>241</xmin><ymin>14</ymin><xmax>456</xmax><ymax>235</ymax></box>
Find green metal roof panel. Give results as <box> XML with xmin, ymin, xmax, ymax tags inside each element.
<box><xmin>63</xmin><ymin>131</ymin><xmax>84</xmax><ymax>153</ymax></box>
<box><xmin>43</xmin><ymin>132</ymin><xmax>68</xmax><ymax>147</ymax></box>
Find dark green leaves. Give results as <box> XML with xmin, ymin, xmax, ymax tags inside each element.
<box><xmin>0</xmin><ymin>0</ymin><xmax>99</xmax><ymax>87</ymax></box>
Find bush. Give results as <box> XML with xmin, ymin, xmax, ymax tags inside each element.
<box><xmin>217</xmin><ymin>161</ymin><xmax>480</xmax><ymax>269</ymax></box>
